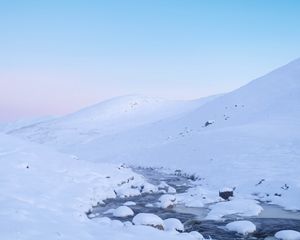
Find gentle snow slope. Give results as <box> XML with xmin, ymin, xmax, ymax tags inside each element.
<box><xmin>9</xmin><ymin>95</ymin><xmax>218</xmax><ymax>149</ymax></box>
<box><xmin>0</xmin><ymin>134</ymin><xmax>200</xmax><ymax>240</ymax></box>
<box><xmin>0</xmin><ymin>116</ymin><xmax>55</xmax><ymax>133</ymax></box>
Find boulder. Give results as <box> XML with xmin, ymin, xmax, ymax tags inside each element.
<box><xmin>219</xmin><ymin>187</ymin><xmax>234</xmax><ymax>200</ymax></box>
<box><xmin>132</xmin><ymin>213</ymin><xmax>164</xmax><ymax>230</ymax></box>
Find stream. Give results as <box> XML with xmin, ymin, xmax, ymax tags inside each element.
<box><xmin>90</xmin><ymin>167</ymin><xmax>300</xmax><ymax>239</ymax></box>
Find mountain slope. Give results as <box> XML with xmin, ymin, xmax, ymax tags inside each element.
<box><xmin>37</xmin><ymin>58</ymin><xmax>300</xmax><ymax>211</ymax></box>
<box><xmin>179</xmin><ymin>58</ymin><xmax>300</xmax><ymax>128</ymax></box>
<box><xmin>0</xmin><ymin>116</ymin><xmax>56</xmax><ymax>133</ymax></box>
<box><xmin>47</xmin><ymin>58</ymin><xmax>300</xmax><ymax>162</ymax></box>
<box><xmin>7</xmin><ymin>58</ymin><xmax>300</xmax><ymax>212</ymax></box>
<box><xmin>9</xmin><ymin>94</ymin><xmax>219</xmax><ymax>148</ymax></box>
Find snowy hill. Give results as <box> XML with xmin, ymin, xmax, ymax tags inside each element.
<box><xmin>0</xmin><ymin>116</ymin><xmax>56</xmax><ymax>133</ymax></box>
<box><xmin>178</xmin><ymin>58</ymin><xmax>300</xmax><ymax>128</ymax></box>
<box><xmin>7</xmin><ymin>59</ymin><xmax>300</xmax><ymax>213</ymax></box>
<box><xmin>32</xmin><ymin>58</ymin><xmax>300</xmax><ymax>162</ymax></box>
<box><xmin>9</xmin><ymin>94</ymin><xmax>219</xmax><ymax>148</ymax></box>
<box><xmin>91</xmin><ymin>59</ymin><xmax>299</xmax><ymax>211</ymax></box>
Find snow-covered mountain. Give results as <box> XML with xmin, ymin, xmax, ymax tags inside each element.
<box><xmin>7</xmin><ymin>58</ymin><xmax>300</xmax><ymax>212</ymax></box>
<box><xmin>8</xmin><ymin>94</ymin><xmax>219</xmax><ymax>148</ymax></box>
<box><xmin>177</xmin><ymin>57</ymin><xmax>300</xmax><ymax>127</ymax></box>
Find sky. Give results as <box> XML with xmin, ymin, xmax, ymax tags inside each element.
<box><xmin>1</xmin><ymin>0</ymin><xmax>300</xmax><ymax>121</ymax></box>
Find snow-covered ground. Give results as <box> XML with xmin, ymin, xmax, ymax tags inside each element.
<box><xmin>1</xmin><ymin>58</ymin><xmax>300</xmax><ymax>239</ymax></box>
<box><xmin>0</xmin><ymin>134</ymin><xmax>203</xmax><ymax>240</ymax></box>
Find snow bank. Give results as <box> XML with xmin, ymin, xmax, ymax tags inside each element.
<box><xmin>177</xmin><ymin>186</ymin><xmax>219</xmax><ymax>208</ymax></box>
<box><xmin>206</xmin><ymin>198</ymin><xmax>263</xmax><ymax>220</ymax></box>
<box><xmin>225</xmin><ymin>220</ymin><xmax>256</xmax><ymax>235</ymax></box>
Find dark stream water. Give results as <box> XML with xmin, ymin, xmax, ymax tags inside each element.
<box><xmin>90</xmin><ymin>168</ymin><xmax>300</xmax><ymax>240</ymax></box>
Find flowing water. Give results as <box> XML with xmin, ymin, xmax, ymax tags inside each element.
<box><xmin>90</xmin><ymin>167</ymin><xmax>300</xmax><ymax>239</ymax></box>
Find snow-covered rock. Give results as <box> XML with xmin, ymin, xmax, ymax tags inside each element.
<box><xmin>115</xmin><ymin>185</ymin><xmax>141</xmax><ymax>198</ymax></box>
<box><xmin>204</xmin><ymin>120</ymin><xmax>215</xmax><ymax>127</ymax></box>
<box><xmin>158</xmin><ymin>181</ymin><xmax>177</xmax><ymax>194</ymax></box>
<box><xmin>158</xmin><ymin>194</ymin><xmax>177</xmax><ymax>208</ymax></box>
<box><xmin>113</xmin><ymin>206</ymin><xmax>134</xmax><ymax>217</ymax></box>
<box><xmin>158</xmin><ymin>181</ymin><xmax>169</xmax><ymax>189</ymax></box>
<box><xmin>123</xmin><ymin>201</ymin><xmax>137</xmax><ymax>206</ymax></box>
<box><xmin>141</xmin><ymin>182</ymin><xmax>159</xmax><ymax>193</ymax></box>
<box><xmin>219</xmin><ymin>187</ymin><xmax>234</xmax><ymax>200</ymax></box>
<box><xmin>145</xmin><ymin>203</ymin><xmax>154</xmax><ymax>207</ymax></box>
<box><xmin>275</xmin><ymin>230</ymin><xmax>300</xmax><ymax>240</ymax></box>
<box><xmin>225</xmin><ymin>220</ymin><xmax>256</xmax><ymax>235</ymax></box>
<box><xmin>164</xmin><ymin>218</ymin><xmax>184</xmax><ymax>232</ymax></box>
<box><xmin>168</xmin><ymin>186</ymin><xmax>177</xmax><ymax>194</ymax></box>
<box><xmin>132</xmin><ymin>213</ymin><xmax>165</xmax><ymax>230</ymax></box>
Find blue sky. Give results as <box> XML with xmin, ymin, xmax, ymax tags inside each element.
<box><xmin>1</xmin><ymin>0</ymin><xmax>300</xmax><ymax>120</ymax></box>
